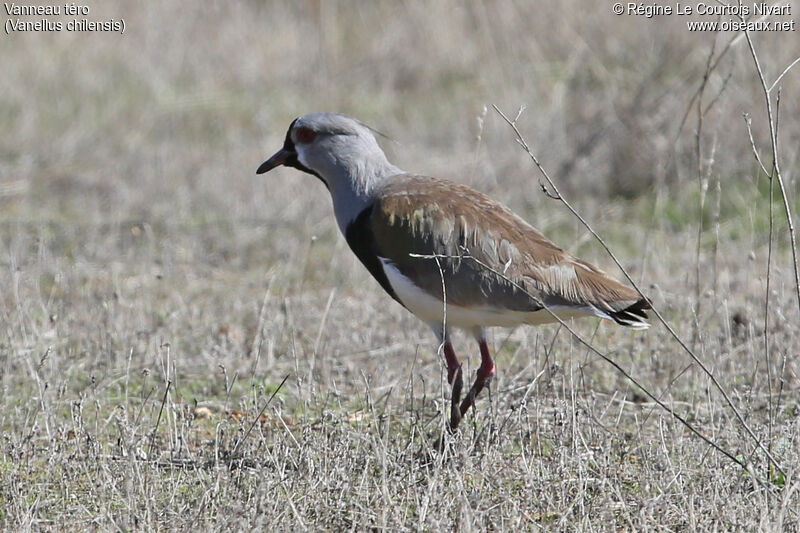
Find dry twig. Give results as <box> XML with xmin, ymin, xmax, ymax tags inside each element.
<box><xmin>492</xmin><ymin>104</ymin><xmax>785</xmax><ymax>478</ymax></box>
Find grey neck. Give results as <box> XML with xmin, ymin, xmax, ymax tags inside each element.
<box><xmin>328</xmin><ymin>161</ymin><xmax>403</xmax><ymax>233</ymax></box>
<box><xmin>302</xmin><ymin>146</ymin><xmax>403</xmax><ymax>232</ymax></box>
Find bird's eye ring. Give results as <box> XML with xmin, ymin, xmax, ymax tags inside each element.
<box><xmin>295</xmin><ymin>127</ymin><xmax>316</xmax><ymax>144</ymax></box>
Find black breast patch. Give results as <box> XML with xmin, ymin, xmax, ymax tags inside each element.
<box><xmin>344</xmin><ymin>206</ymin><xmax>406</xmax><ymax>308</ymax></box>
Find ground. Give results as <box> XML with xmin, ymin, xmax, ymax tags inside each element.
<box><xmin>1</xmin><ymin>1</ymin><xmax>799</xmax><ymax>530</ymax></box>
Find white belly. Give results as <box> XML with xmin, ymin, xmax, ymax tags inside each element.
<box><xmin>378</xmin><ymin>257</ymin><xmax>593</xmax><ymax>329</ymax></box>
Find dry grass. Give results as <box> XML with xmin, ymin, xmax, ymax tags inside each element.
<box><xmin>1</xmin><ymin>1</ymin><xmax>799</xmax><ymax>530</ymax></box>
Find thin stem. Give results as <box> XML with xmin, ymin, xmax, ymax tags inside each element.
<box><xmin>768</xmin><ymin>55</ymin><xmax>800</xmax><ymax>93</ymax></box>
<box><xmin>229</xmin><ymin>374</ymin><xmax>289</xmax><ymax>461</ymax></box>
<box><xmin>764</xmin><ymin>141</ymin><xmax>774</xmax><ymax>457</ymax></box>
<box><xmin>149</xmin><ymin>380</ymin><xmax>172</xmax><ymax>459</ymax></box>
<box><xmin>693</xmin><ymin>41</ymin><xmax>715</xmax><ymax>341</ymax></box>
<box><xmin>742</xmin><ymin>16</ymin><xmax>800</xmax><ymax>323</ymax></box>
<box><xmin>492</xmin><ymin>104</ymin><xmax>785</xmax><ymax>478</ymax></box>
<box><xmin>413</xmin><ymin>249</ymin><xmax>758</xmax><ymax>478</ymax></box>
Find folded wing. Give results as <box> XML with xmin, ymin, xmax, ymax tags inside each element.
<box><xmin>349</xmin><ymin>175</ymin><xmax>650</xmax><ymax>328</ymax></box>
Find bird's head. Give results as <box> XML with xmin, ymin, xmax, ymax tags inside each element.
<box><xmin>257</xmin><ymin>113</ymin><xmax>399</xmax><ymax>194</ymax></box>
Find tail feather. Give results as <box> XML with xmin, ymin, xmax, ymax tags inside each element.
<box><xmin>607</xmin><ymin>298</ymin><xmax>651</xmax><ymax>330</ymax></box>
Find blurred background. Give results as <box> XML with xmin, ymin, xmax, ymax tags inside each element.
<box><xmin>2</xmin><ymin>0</ymin><xmax>798</xmax><ymax>390</ymax></box>
<box><xmin>3</xmin><ymin>1</ymin><xmax>797</xmax><ymax>212</ymax></box>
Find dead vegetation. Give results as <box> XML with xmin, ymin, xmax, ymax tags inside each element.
<box><xmin>1</xmin><ymin>1</ymin><xmax>799</xmax><ymax>530</ymax></box>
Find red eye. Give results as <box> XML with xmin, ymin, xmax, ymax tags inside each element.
<box><xmin>295</xmin><ymin>127</ymin><xmax>316</xmax><ymax>144</ymax></box>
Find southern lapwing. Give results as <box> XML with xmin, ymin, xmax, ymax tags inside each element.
<box><xmin>257</xmin><ymin>112</ymin><xmax>650</xmax><ymax>430</ymax></box>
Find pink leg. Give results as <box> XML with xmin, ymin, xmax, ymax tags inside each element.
<box><xmin>443</xmin><ymin>342</ymin><xmax>464</xmax><ymax>430</ymax></box>
<box><xmin>459</xmin><ymin>337</ymin><xmax>496</xmax><ymax>418</ymax></box>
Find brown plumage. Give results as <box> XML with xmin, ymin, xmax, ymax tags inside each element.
<box><xmin>370</xmin><ymin>175</ymin><xmax>650</xmax><ymax>327</ymax></box>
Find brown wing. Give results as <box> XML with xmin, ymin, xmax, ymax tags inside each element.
<box><xmin>369</xmin><ymin>175</ymin><xmax>649</xmax><ymax>324</ymax></box>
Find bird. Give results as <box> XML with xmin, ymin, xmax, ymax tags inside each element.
<box><xmin>257</xmin><ymin>112</ymin><xmax>650</xmax><ymax>431</ymax></box>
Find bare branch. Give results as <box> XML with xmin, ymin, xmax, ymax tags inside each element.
<box><xmin>492</xmin><ymin>103</ymin><xmax>786</xmax><ymax>478</ymax></box>
<box><xmin>742</xmin><ymin>16</ymin><xmax>800</xmax><ymax>328</ymax></box>
<box><xmin>768</xmin><ymin>55</ymin><xmax>800</xmax><ymax>93</ymax></box>
<box><xmin>744</xmin><ymin>113</ymin><xmax>771</xmax><ymax>177</ymax></box>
